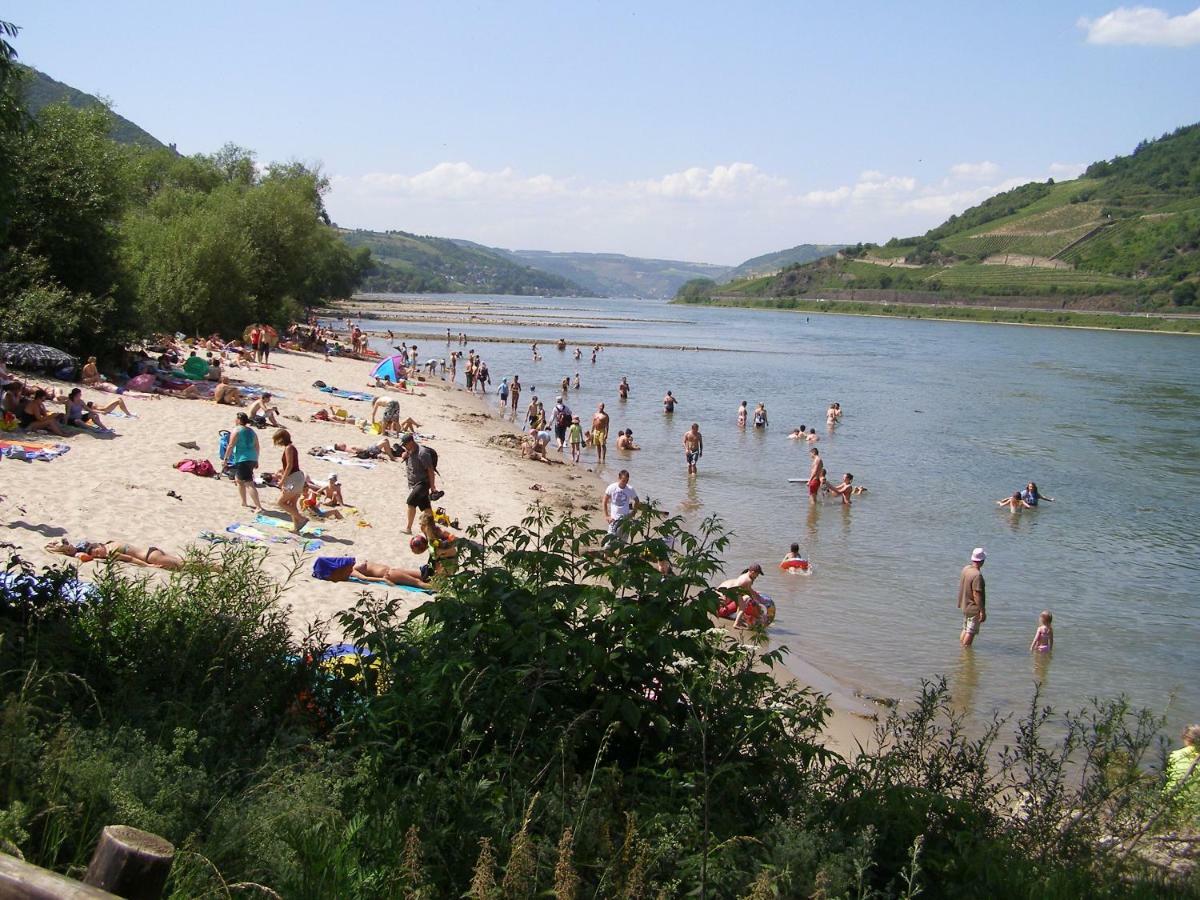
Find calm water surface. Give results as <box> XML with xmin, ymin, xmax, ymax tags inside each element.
<box><xmin>348</xmin><ymin>295</ymin><xmax>1200</xmax><ymax>738</ymax></box>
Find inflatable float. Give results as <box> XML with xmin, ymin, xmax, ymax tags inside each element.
<box><xmin>780</xmin><ymin>558</ymin><xmax>809</xmax><ymax>572</ymax></box>
<box><xmin>717</xmin><ymin>593</ymin><xmax>776</xmax><ymax>627</ymax></box>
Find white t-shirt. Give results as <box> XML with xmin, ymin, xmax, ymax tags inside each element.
<box><xmin>605</xmin><ymin>482</ymin><xmax>639</xmax><ymax>520</ymax></box>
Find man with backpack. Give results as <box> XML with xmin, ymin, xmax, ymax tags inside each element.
<box><xmin>400</xmin><ymin>433</ymin><xmax>441</xmax><ymax>534</ymax></box>
<box><xmin>552</xmin><ymin>396</ymin><xmax>573</xmax><ymax>451</ymax></box>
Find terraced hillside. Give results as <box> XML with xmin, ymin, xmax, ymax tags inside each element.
<box><xmin>689</xmin><ymin>122</ymin><xmax>1200</xmax><ymax>311</ymax></box>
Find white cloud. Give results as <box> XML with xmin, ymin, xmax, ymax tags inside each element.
<box><xmin>1078</xmin><ymin>5</ymin><xmax>1200</xmax><ymax>46</ymax></box>
<box><xmin>1048</xmin><ymin>161</ymin><xmax>1087</xmax><ymax>179</ymax></box>
<box><xmin>949</xmin><ymin>161</ymin><xmax>1000</xmax><ymax>180</ymax></box>
<box><xmin>634</xmin><ymin>162</ymin><xmax>785</xmax><ymax>200</ymax></box>
<box><xmin>327</xmin><ymin>159</ymin><xmax>1079</xmax><ymax>264</ymax></box>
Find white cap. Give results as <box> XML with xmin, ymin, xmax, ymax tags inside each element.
<box><xmin>971</xmin><ymin>547</ymin><xmax>986</xmax><ymax>562</ymax></box>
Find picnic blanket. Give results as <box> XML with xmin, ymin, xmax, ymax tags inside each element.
<box><xmin>317</xmin><ymin>386</ymin><xmax>373</xmax><ymax>402</ymax></box>
<box><xmin>0</xmin><ymin>440</ymin><xmax>71</xmax><ymax>462</ymax></box>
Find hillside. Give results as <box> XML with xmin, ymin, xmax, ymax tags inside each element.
<box><xmin>490</xmin><ymin>247</ymin><xmax>732</xmax><ymax>298</ymax></box>
<box><xmin>16</xmin><ymin>64</ymin><xmax>167</xmax><ymax>150</ymax></box>
<box><xmin>342</xmin><ymin>229</ymin><xmax>585</xmax><ymax>296</ymax></box>
<box><xmin>724</xmin><ymin>243</ymin><xmax>845</xmax><ymax>280</ymax></box>
<box><xmin>686</xmin><ymin>123</ymin><xmax>1200</xmax><ymax>311</ymax></box>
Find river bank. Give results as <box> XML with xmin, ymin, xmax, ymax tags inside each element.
<box><xmin>0</xmin><ymin>345</ymin><xmax>876</xmax><ymax>752</ymax></box>
<box><xmin>676</xmin><ymin>294</ymin><xmax>1200</xmax><ymax>333</ymax></box>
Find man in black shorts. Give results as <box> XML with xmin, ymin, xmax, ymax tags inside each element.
<box><xmin>401</xmin><ymin>432</ymin><xmax>438</xmax><ymax>534</ymax></box>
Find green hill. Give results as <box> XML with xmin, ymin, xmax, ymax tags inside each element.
<box><xmin>724</xmin><ymin>243</ymin><xmax>845</xmax><ymax>280</ymax></box>
<box><xmin>686</xmin><ymin>123</ymin><xmax>1200</xmax><ymax>311</ymax></box>
<box><xmin>342</xmin><ymin>229</ymin><xmax>585</xmax><ymax>296</ymax></box>
<box><xmin>15</xmin><ymin>64</ymin><xmax>167</xmax><ymax>150</ymax></box>
<box><xmin>490</xmin><ymin>247</ymin><xmax>732</xmax><ymax>298</ymax></box>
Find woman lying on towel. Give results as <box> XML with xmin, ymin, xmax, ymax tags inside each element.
<box><xmin>47</xmin><ymin>538</ymin><xmax>185</xmax><ymax>571</ymax></box>
<box><xmin>312</xmin><ymin>556</ymin><xmax>431</xmax><ymax>590</ymax></box>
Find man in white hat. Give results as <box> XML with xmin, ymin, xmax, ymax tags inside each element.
<box><xmin>957</xmin><ymin>548</ymin><xmax>987</xmax><ymax>646</ymax></box>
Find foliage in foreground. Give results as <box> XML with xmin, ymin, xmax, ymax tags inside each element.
<box><xmin>0</xmin><ymin>506</ymin><xmax>1195</xmax><ymax>898</ymax></box>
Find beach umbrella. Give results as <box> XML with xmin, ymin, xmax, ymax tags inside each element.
<box><xmin>242</xmin><ymin>324</ymin><xmax>280</xmax><ymax>347</ymax></box>
<box><xmin>370</xmin><ymin>354</ymin><xmax>407</xmax><ymax>383</ymax></box>
<box><xmin>0</xmin><ymin>342</ymin><xmax>78</xmax><ymax>374</ymax></box>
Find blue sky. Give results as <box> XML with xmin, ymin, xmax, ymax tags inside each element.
<box><xmin>7</xmin><ymin>1</ymin><xmax>1200</xmax><ymax>263</ymax></box>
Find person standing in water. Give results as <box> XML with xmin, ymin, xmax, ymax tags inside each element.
<box><xmin>753</xmin><ymin>403</ymin><xmax>768</xmax><ymax>428</ymax></box>
<box><xmin>957</xmin><ymin>548</ymin><xmax>987</xmax><ymax>647</ymax></box>
<box><xmin>1029</xmin><ymin>610</ymin><xmax>1054</xmax><ymax>653</ymax></box>
<box><xmin>510</xmin><ymin>375</ymin><xmax>521</xmax><ymax>412</ymax></box>
<box><xmin>663</xmin><ymin>390</ymin><xmax>677</xmax><ymax>413</ymax></box>
<box><xmin>682</xmin><ymin>422</ymin><xmax>703</xmax><ymax>475</ymax></box>
<box><xmin>618</xmin><ymin>377</ymin><xmax>630</xmax><ymax>400</ymax></box>
<box><xmin>592</xmin><ymin>402</ymin><xmax>610</xmax><ymax>464</ymax></box>
<box><xmin>737</xmin><ymin>401</ymin><xmax>748</xmax><ymax>428</ymax></box>
<box><xmin>807</xmin><ymin>447</ymin><xmax>824</xmax><ymax>504</ymax></box>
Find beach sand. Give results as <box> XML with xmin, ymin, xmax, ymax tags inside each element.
<box><xmin>0</xmin><ymin>346</ymin><xmax>873</xmax><ymax>751</ymax></box>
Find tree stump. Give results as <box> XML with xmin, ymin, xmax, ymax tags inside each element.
<box><xmin>82</xmin><ymin>826</ymin><xmax>174</xmax><ymax>900</ymax></box>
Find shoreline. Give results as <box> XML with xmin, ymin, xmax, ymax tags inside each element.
<box><xmin>0</xmin><ymin>345</ymin><xmax>874</xmax><ymax>753</ymax></box>
<box><xmin>675</xmin><ymin>297</ymin><xmax>1200</xmax><ymax>335</ymax></box>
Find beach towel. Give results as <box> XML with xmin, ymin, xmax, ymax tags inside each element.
<box><xmin>317</xmin><ymin>386</ymin><xmax>373</xmax><ymax>402</ymax></box>
<box><xmin>213</xmin><ymin>524</ymin><xmax>323</xmax><ymax>552</ymax></box>
<box><xmin>348</xmin><ymin>577</ymin><xmax>432</xmax><ymax>594</ymax></box>
<box><xmin>319</xmin><ymin>456</ymin><xmax>377</xmax><ymax>469</ymax></box>
<box><xmin>0</xmin><ymin>440</ymin><xmax>71</xmax><ymax>462</ymax></box>
<box><xmin>254</xmin><ymin>513</ymin><xmax>324</xmax><ymax>536</ymax></box>
<box><xmin>0</xmin><ymin>571</ymin><xmax>97</xmax><ymax>604</ymax></box>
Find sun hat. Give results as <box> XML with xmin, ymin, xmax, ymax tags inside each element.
<box><xmin>971</xmin><ymin>548</ymin><xmax>987</xmax><ymax>562</ymax></box>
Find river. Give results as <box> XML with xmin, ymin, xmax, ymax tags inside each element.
<box><xmin>344</xmin><ymin>294</ymin><xmax>1200</xmax><ymax>740</ymax></box>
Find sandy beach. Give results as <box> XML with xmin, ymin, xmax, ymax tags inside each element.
<box><xmin>1</xmin><ymin>345</ymin><xmax>875</xmax><ymax>751</ymax></box>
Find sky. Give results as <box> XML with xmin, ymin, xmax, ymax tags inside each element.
<box><xmin>7</xmin><ymin>1</ymin><xmax>1200</xmax><ymax>264</ymax></box>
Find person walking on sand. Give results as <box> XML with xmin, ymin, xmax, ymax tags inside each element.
<box><xmin>957</xmin><ymin>548</ymin><xmax>987</xmax><ymax>647</ymax></box>
<box><xmin>592</xmin><ymin>402</ymin><xmax>611</xmax><ymax>464</ymax></box>
<box><xmin>400</xmin><ymin>432</ymin><xmax>438</xmax><ymax>535</ymax></box>
<box><xmin>567</xmin><ymin>415</ymin><xmax>584</xmax><ymax>463</ymax></box>
<box><xmin>603</xmin><ymin>469</ymin><xmax>639</xmax><ymax>541</ymax></box>
<box><xmin>807</xmin><ymin>447</ymin><xmax>825</xmax><ymax>504</ymax></box>
<box><xmin>223</xmin><ymin>412</ymin><xmax>263</xmax><ymax>511</ymax></box>
<box><xmin>273</xmin><ymin>429</ymin><xmax>308</xmax><ymax>533</ymax></box>
<box><xmin>682</xmin><ymin>422</ymin><xmax>703</xmax><ymax>475</ymax></box>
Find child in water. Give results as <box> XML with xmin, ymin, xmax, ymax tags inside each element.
<box><xmin>782</xmin><ymin>543</ymin><xmax>805</xmax><ymax>564</ymax></box>
<box><xmin>1029</xmin><ymin>610</ymin><xmax>1054</xmax><ymax>653</ymax></box>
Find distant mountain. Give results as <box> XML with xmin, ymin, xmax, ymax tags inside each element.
<box><xmin>724</xmin><ymin>243</ymin><xmax>845</xmax><ymax>281</ymax></box>
<box><xmin>16</xmin><ymin>64</ymin><xmax>167</xmax><ymax>150</ymax></box>
<box><xmin>487</xmin><ymin>247</ymin><xmax>732</xmax><ymax>299</ymax></box>
<box><xmin>342</xmin><ymin>229</ymin><xmax>586</xmax><ymax>296</ymax></box>
<box><xmin>686</xmin><ymin>122</ymin><xmax>1200</xmax><ymax>310</ymax></box>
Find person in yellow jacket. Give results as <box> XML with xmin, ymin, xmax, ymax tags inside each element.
<box><xmin>1165</xmin><ymin>724</ymin><xmax>1200</xmax><ymax>824</ymax></box>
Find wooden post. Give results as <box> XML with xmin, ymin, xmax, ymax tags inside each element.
<box><xmin>82</xmin><ymin>827</ymin><xmax>174</xmax><ymax>900</ymax></box>
<box><xmin>0</xmin><ymin>852</ymin><xmax>118</xmax><ymax>898</ymax></box>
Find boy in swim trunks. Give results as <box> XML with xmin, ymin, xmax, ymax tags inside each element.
<box><xmin>682</xmin><ymin>422</ymin><xmax>703</xmax><ymax>475</ymax></box>
<box><xmin>591</xmin><ymin>402</ymin><xmax>610</xmax><ymax>463</ymax></box>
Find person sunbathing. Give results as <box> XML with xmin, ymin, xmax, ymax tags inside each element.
<box><xmin>47</xmin><ymin>538</ymin><xmax>185</xmax><ymax>571</ymax></box>
<box><xmin>63</xmin><ymin>388</ymin><xmax>118</xmax><ymax>431</ymax></box>
<box><xmin>322</xmin><ymin>474</ymin><xmax>345</xmax><ymax>506</ymax></box>
<box><xmin>319</xmin><ymin>557</ymin><xmax>431</xmax><ymax>589</ymax></box>
<box><xmin>81</xmin><ymin>356</ymin><xmax>119</xmax><ymax>391</ymax></box>
<box><xmin>213</xmin><ymin>376</ymin><xmax>243</xmax><ymax>406</ymax></box>
<box><xmin>19</xmin><ymin>389</ymin><xmax>68</xmax><ymax>436</ymax></box>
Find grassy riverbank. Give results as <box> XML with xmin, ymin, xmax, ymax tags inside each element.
<box><xmin>674</xmin><ymin>295</ymin><xmax>1200</xmax><ymax>334</ymax></box>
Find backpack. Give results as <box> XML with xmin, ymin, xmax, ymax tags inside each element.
<box><xmin>555</xmin><ymin>406</ymin><xmax>570</xmax><ymax>427</ymax></box>
<box><xmin>425</xmin><ymin>445</ymin><xmax>439</xmax><ymax>474</ymax></box>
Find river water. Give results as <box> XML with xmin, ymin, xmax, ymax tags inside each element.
<box><xmin>348</xmin><ymin>294</ymin><xmax>1200</xmax><ymax>739</ymax></box>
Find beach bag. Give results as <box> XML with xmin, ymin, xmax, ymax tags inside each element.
<box><xmin>217</xmin><ymin>429</ymin><xmax>231</xmax><ymax>460</ymax></box>
<box><xmin>313</xmin><ymin>556</ymin><xmax>356</xmax><ymax>581</ymax></box>
<box><xmin>175</xmin><ymin>458</ymin><xmax>217</xmax><ymax>477</ymax></box>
